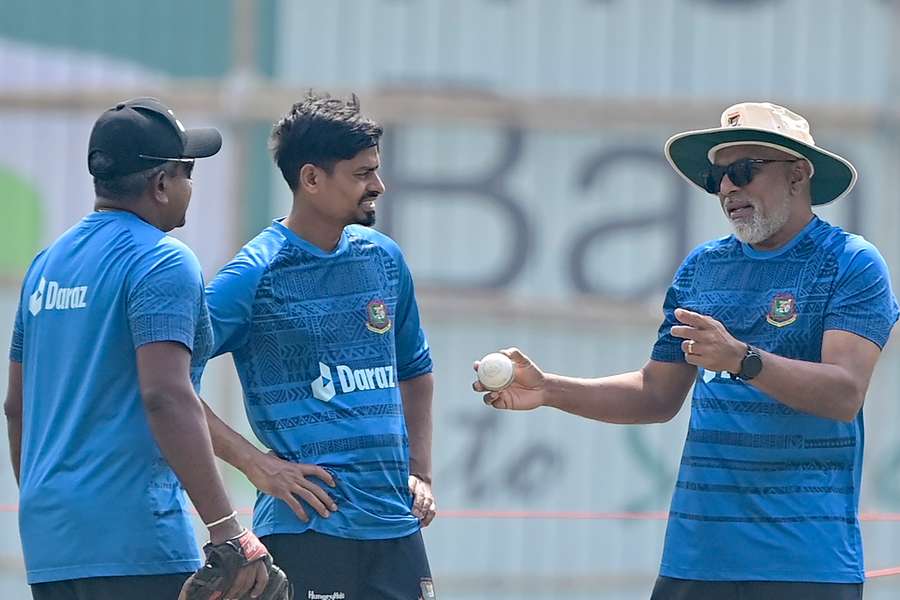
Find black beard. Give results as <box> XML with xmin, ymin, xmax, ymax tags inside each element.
<box><xmin>357</xmin><ymin>212</ymin><xmax>376</xmax><ymax>227</ymax></box>
<box><xmin>357</xmin><ymin>194</ymin><xmax>378</xmax><ymax>227</ymax></box>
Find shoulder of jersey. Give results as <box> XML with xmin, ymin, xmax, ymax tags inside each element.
<box><xmin>685</xmin><ymin>234</ymin><xmax>737</xmax><ymax>261</ymax></box>
<box><xmin>345</xmin><ymin>225</ymin><xmax>401</xmax><ymax>252</ymax></box>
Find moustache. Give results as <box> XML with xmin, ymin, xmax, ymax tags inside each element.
<box><xmin>723</xmin><ymin>196</ymin><xmax>755</xmax><ymax>210</ymax></box>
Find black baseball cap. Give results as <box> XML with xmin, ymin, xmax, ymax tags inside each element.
<box><xmin>88</xmin><ymin>97</ymin><xmax>222</xmax><ymax>179</ymax></box>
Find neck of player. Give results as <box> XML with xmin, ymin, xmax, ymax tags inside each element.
<box><xmin>283</xmin><ymin>201</ymin><xmax>344</xmax><ymax>253</ymax></box>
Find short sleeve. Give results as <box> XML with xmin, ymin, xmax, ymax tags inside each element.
<box><xmin>205</xmin><ymin>251</ymin><xmax>268</xmax><ymax>358</ymax></box>
<box><xmin>824</xmin><ymin>241</ymin><xmax>899</xmax><ymax>348</ymax></box>
<box><xmin>651</xmin><ymin>251</ymin><xmax>701</xmax><ymax>363</ymax></box>
<box><xmin>9</xmin><ymin>294</ymin><xmax>23</xmax><ymax>363</ymax></box>
<box><xmin>393</xmin><ymin>250</ymin><xmax>433</xmax><ymax>381</ymax></box>
<box><xmin>127</xmin><ymin>243</ymin><xmax>205</xmax><ymax>352</ymax></box>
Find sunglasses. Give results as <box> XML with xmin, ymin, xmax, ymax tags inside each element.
<box><xmin>701</xmin><ymin>158</ymin><xmax>799</xmax><ymax>194</ymax></box>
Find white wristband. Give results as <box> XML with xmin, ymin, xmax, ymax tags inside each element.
<box><xmin>204</xmin><ymin>510</ymin><xmax>237</xmax><ymax>529</ymax></box>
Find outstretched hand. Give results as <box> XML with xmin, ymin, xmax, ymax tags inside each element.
<box><xmin>472</xmin><ymin>347</ymin><xmax>547</xmax><ymax>411</ymax></box>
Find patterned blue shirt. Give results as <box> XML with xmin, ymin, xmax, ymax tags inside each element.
<box><xmin>652</xmin><ymin>217</ymin><xmax>898</xmax><ymax>583</ymax></box>
<box><xmin>10</xmin><ymin>211</ymin><xmax>211</xmax><ymax>584</ymax></box>
<box><xmin>205</xmin><ymin>221</ymin><xmax>432</xmax><ymax>540</ymax></box>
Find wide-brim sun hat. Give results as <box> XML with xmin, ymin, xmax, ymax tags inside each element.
<box><xmin>664</xmin><ymin>102</ymin><xmax>857</xmax><ymax>206</ymax></box>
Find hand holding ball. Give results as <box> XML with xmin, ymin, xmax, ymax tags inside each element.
<box><xmin>477</xmin><ymin>352</ymin><xmax>515</xmax><ymax>391</ymax></box>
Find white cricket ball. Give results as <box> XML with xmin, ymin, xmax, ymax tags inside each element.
<box><xmin>477</xmin><ymin>352</ymin><xmax>515</xmax><ymax>391</ymax></box>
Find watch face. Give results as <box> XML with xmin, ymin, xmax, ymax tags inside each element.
<box><xmin>741</xmin><ymin>352</ymin><xmax>763</xmax><ymax>379</ymax></box>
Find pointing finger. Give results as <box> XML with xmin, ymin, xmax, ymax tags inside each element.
<box><xmin>670</xmin><ymin>325</ymin><xmax>699</xmax><ymax>340</ymax></box>
<box><xmin>674</xmin><ymin>308</ymin><xmax>712</xmax><ymax>328</ymax></box>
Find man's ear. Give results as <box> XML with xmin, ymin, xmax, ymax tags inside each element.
<box><xmin>789</xmin><ymin>160</ymin><xmax>811</xmax><ymax>194</ymax></box>
<box><xmin>299</xmin><ymin>164</ymin><xmax>320</xmax><ymax>194</ymax></box>
<box><xmin>151</xmin><ymin>168</ymin><xmax>169</xmax><ymax>203</ymax></box>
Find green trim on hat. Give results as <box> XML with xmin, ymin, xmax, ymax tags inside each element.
<box><xmin>666</xmin><ymin>128</ymin><xmax>856</xmax><ymax>206</ymax></box>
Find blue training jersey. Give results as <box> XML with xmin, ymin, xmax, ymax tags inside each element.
<box><xmin>205</xmin><ymin>220</ymin><xmax>433</xmax><ymax>540</ymax></box>
<box><xmin>652</xmin><ymin>216</ymin><xmax>898</xmax><ymax>583</ymax></box>
<box><xmin>9</xmin><ymin>211</ymin><xmax>210</xmax><ymax>584</ymax></box>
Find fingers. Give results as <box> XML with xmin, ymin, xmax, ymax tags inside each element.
<box><xmin>483</xmin><ymin>392</ymin><xmax>510</xmax><ymax>410</ymax></box>
<box><xmin>298</xmin><ymin>464</ymin><xmax>336</xmax><ymax>488</ymax></box>
<box><xmin>291</xmin><ymin>485</ymin><xmax>335</xmax><ymax>518</ymax></box>
<box><xmin>306</xmin><ymin>481</ymin><xmax>339</xmax><ymax>513</ymax></box>
<box><xmin>409</xmin><ymin>477</ymin><xmax>425</xmax><ymax>517</ymax></box>
<box><xmin>282</xmin><ymin>493</ymin><xmax>310</xmax><ymax>522</ymax></box>
<box><xmin>247</xmin><ymin>561</ymin><xmax>269</xmax><ymax>599</ymax></box>
<box><xmin>223</xmin><ymin>561</ymin><xmax>256</xmax><ymax>600</ymax></box>
<box><xmin>259</xmin><ymin>459</ymin><xmax>338</xmax><ymax>521</ymax></box>
<box><xmin>474</xmin><ymin>347</ymin><xmax>534</xmax><ymax>394</ymax></box>
<box><xmin>177</xmin><ymin>575</ymin><xmax>191</xmax><ymax>600</ymax></box>
<box><xmin>670</xmin><ymin>325</ymin><xmax>699</xmax><ymax>340</ymax></box>
<box><xmin>422</xmin><ymin>511</ymin><xmax>436</xmax><ymax>527</ymax></box>
<box><xmin>472</xmin><ymin>361</ymin><xmax>483</xmax><ymax>392</ymax></box>
<box><xmin>292</xmin><ymin>468</ymin><xmax>338</xmax><ymax>511</ymax></box>
<box><xmin>681</xmin><ymin>339</ymin><xmax>698</xmax><ymax>353</ymax></box>
<box><xmin>682</xmin><ymin>340</ymin><xmax>703</xmax><ymax>365</ymax></box>
<box><xmin>500</xmin><ymin>347</ymin><xmax>529</xmax><ymax>365</ymax></box>
<box><xmin>412</xmin><ymin>494</ymin><xmax>426</xmax><ymax>519</ymax></box>
<box><xmin>420</xmin><ymin>497</ymin><xmax>436</xmax><ymax>527</ymax></box>
<box><xmin>674</xmin><ymin>308</ymin><xmax>711</xmax><ymax>328</ymax></box>
<box><xmin>408</xmin><ymin>476</ymin><xmax>436</xmax><ymax>527</ymax></box>
<box><xmin>475</xmin><ymin>347</ymin><xmax>532</xmax><ymax>370</ymax></box>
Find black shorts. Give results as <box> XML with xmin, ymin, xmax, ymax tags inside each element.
<box><xmin>30</xmin><ymin>572</ymin><xmax>192</xmax><ymax>600</ymax></box>
<box><xmin>261</xmin><ymin>530</ymin><xmax>435</xmax><ymax>600</ymax></box>
<box><xmin>650</xmin><ymin>576</ymin><xmax>863</xmax><ymax>600</ymax></box>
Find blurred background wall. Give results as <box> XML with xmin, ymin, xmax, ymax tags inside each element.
<box><xmin>1</xmin><ymin>1</ymin><xmax>899</xmax><ymax>598</ymax></box>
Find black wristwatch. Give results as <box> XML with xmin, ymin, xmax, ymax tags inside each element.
<box><xmin>733</xmin><ymin>344</ymin><xmax>763</xmax><ymax>381</ymax></box>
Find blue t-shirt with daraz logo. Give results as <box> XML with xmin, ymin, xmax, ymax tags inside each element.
<box><xmin>204</xmin><ymin>221</ymin><xmax>432</xmax><ymax>540</ymax></box>
<box><xmin>652</xmin><ymin>217</ymin><xmax>898</xmax><ymax>583</ymax></box>
<box><xmin>10</xmin><ymin>211</ymin><xmax>210</xmax><ymax>584</ymax></box>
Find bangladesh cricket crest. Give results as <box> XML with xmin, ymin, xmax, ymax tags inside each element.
<box><xmin>767</xmin><ymin>292</ymin><xmax>798</xmax><ymax>327</ymax></box>
<box><xmin>366</xmin><ymin>299</ymin><xmax>392</xmax><ymax>334</ymax></box>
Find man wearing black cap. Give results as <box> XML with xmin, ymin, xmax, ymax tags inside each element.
<box><xmin>5</xmin><ymin>98</ymin><xmax>271</xmax><ymax>599</ymax></box>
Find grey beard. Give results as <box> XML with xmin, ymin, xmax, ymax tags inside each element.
<box><xmin>730</xmin><ymin>199</ymin><xmax>791</xmax><ymax>245</ymax></box>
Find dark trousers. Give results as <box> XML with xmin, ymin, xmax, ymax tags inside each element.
<box><xmin>262</xmin><ymin>530</ymin><xmax>434</xmax><ymax>600</ymax></box>
<box><xmin>650</xmin><ymin>576</ymin><xmax>863</xmax><ymax>600</ymax></box>
<box><xmin>31</xmin><ymin>572</ymin><xmax>192</xmax><ymax>600</ymax></box>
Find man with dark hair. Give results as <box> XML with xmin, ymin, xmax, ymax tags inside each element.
<box><xmin>202</xmin><ymin>92</ymin><xmax>437</xmax><ymax>599</ymax></box>
<box><xmin>474</xmin><ymin>102</ymin><xmax>898</xmax><ymax>600</ymax></box>
<box><xmin>6</xmin><ymin>97</ymin><xmax>272</xmax><ymax>600</ymax></box>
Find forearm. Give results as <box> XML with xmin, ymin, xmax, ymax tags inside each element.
<box><xmin>544</xmin><ymin>365</ymin><xmax>688</xmax><ymax>424</ymax></box>
<box><xmin>751</xmin><ymin>351</ymin><xmax>864</xmax><ymax>422</ymax></box>
<box><xmin>200</xmin><ymin>398</ymin><xmax>262</xmax><ymax>477</ymax></box>
<box><xmin>6</xmin><ymin>416</ymin><xmax>20</xmax><ymax>485</ymax></box>
<box><xmin>202</xmin><ymin>399</ymin><xmax>264</xmax><ymax>473</ymax></box>
<box><xmin>202</xmin><ymin>399</ymin><xmax>337</xmax><ymax>523</ymax></box>
<box><xmin>144</xmin><ymin>392</ymin><xmax>238</xmax><ymax>531</ymax></box>
<box><xmin>5</xmin><ymin>362</ymin><xmax>22</xmax><ymax>485</ymax></box>
<box><xmin>401</xmin><ymin>373</ymin><xmax>433</xmax><ymax>483</ymax></box>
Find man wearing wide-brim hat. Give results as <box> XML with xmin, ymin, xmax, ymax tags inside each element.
<box><xmin>472</xmin><ymin>102</ymin><xmax>898</xmax><ymax>600</ymax></box>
